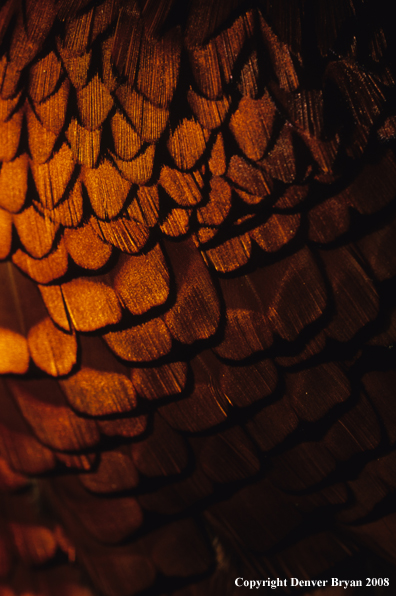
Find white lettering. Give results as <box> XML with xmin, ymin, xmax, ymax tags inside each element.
<box><xmin>234</xmin><ymin>577</ymin><xmax>293</xmax><ymax>589</ymax></box>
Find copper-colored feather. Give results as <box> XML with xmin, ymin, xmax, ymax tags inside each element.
<box><xmin>0</xmin><ymin>1</ymin><xmax>396</xmax><ymax>595</ymax></box>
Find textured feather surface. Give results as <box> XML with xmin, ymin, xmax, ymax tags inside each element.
<box><xmin>0</xmin><ymin>1</ymin><xmax>396</xmax><ymax>595</ymax></box>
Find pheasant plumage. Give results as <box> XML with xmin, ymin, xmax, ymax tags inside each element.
<box><xmin>0</xmin><ymin>0</ymin><xmax>396</xmax><ymax>594</ymax></box>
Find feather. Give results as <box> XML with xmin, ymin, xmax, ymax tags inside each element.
<box><xmin>0</xmin><ymin>0</ymin><xmax>396</xmax><ymax>594</ymax></box>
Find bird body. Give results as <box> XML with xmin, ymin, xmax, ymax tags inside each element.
<box><xmin>0</xmin><ymin>0</ymin><xmax>396</xmax><ymax>594</ymax></box>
